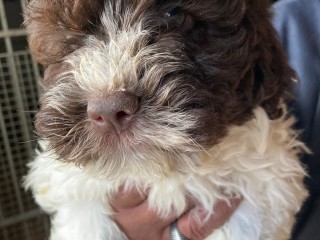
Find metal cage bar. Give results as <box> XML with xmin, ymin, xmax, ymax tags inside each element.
<box><xmin>0</xmin><ymin>0</ymin><xmax>49</xmax><ymax>239</ymax></box>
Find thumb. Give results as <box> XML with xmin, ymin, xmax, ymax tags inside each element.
<box><xmin>177</xmin><ymin>197</ymin><xmax>242</xmax><ymax>240</ymax></box>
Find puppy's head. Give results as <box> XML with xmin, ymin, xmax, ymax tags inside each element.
<box><xmin>26</xmin><ymin>0</ymin><xmax>294</xmax><ymax>174</ymax></box>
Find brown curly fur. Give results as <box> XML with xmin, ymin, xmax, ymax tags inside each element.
<box><xmin>25</xmin><ymin>0</ymin><xmax>295</xmax><ymax>167</ymax></box>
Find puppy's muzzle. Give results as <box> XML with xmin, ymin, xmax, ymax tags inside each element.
<box><xmin>87</xmin><ymin>91</ymin><xmax>139</xmax><ymax>133</ymax></box>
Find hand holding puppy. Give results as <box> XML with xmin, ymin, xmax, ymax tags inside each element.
<box><xmin>111</xmin><ymin>187</ymin><xmax>242</xmax><ymax>240</ymax></box>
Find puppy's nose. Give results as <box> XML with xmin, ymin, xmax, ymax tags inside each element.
<box><xmin>87</xmin><ymin>91</ymin><xmax>139</xmax><ymax>133</ymax></box>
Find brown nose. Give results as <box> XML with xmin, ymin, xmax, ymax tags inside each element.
<box><xmin>87</xmin><ymin>91</ymin><xmax>139</xmax><ymax>133</ymax></box>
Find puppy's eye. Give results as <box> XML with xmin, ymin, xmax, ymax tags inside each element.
<box><xmin>164</xmin><ymin>7</ymin><xmax>194</xmax><ymax>31</ymax></box>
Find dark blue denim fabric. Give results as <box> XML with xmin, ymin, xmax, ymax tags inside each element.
<box><xmin>272</xmin><ymin>0</ymin><xmax>320</xmax><ymax>238</ymax></box>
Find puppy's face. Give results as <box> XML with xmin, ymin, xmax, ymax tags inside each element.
<box><xmin>26</xmin><ymin>0</ymin><xmax>293</xmax><ymax>172</ymax></box>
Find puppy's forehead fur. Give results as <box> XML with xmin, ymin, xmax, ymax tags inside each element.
<box><xmin>26</xmin><ymin>0</ymin><xmax>295</xmax><ymax>170</ymax></box>
<box><xmin>25</xmin><ymin>0</ymin><xmax>258</xmax><ymax>65</ymax></box>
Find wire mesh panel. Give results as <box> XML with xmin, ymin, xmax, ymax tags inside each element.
<box><xmin>0</xmin><ymin>51</ymin><xmax>49</xmax><ymax>240</ymax></box>
<box><xmin>0</xmin><ymin>0</ymin><xmax>49</xmax><ymax>239</ymax></box>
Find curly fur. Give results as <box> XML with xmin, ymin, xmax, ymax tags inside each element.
<box><xmin>24</xmin><ymin>0</ymin><xmax>307</xmax><ymax>239</ymax></box>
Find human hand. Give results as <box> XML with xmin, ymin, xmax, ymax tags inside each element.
<box><xmin>110</xmin><ymin>187</ymin><xmax>242</xmax><ymax>240</ymax></box>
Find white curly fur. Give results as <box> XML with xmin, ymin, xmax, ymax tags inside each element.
<box><xmin>24</xmin><ymin>107</ymin><xmax>307</xmax><ymax>240</ymax></box>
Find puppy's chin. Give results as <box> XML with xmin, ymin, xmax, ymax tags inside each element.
<box><xmin>40</xmin><ymin>119</ymin><xmax>203</xmax><ymax>178</ymax></box>
<box><xmin>66</xmin><ymin>142</ymin><xmax>200</xmax><ymax>179</ymax></box>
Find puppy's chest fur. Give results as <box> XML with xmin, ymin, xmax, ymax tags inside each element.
<box><xmin>25</xmin><ymin>108</ymin><xmax>307</xmax><ymax>240</ymax></box>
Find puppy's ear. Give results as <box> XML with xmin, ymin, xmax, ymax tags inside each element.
<box><xmin>24</xmin><ymin>0</ymin><xmax>104</xmax><ymax>65</ymax></box>
<box><xmin>244</xmin><ymin>0</ymin><xmax>295</xmax><ymax>118</ymax></box>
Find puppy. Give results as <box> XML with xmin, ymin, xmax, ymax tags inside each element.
<box><xmin>24</xmin><ymin>0</ymin><xmax>308</xmax><ymax>239</ymax></box>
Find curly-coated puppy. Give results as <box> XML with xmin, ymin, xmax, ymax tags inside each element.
<box><xmin>24</xmin><ymin>0</ymin><xmax>308</xmax><ymax>239</ymax></box>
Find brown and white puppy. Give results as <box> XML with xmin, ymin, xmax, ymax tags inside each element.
<box><xmin>24</xmin><ymin>0</ymin><xmax>308</xmax><ymax>239</ymax></box>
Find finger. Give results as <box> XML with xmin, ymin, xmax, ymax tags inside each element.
<box><xmin>178</xmin><ymin>197</ymin><xmax>243</xmax><ymax>240</ymax></box>
<box><xmin>114</xmin><ymin>198</ymin><xmax>178</xmax><ymax>227</ymax></box>
<box><xmin>161</xmin><ymin>198</ymin><xmax>203</xmax><ymax>240</ymax></box>
<box><xmin>114</xmin><ymin>200</ymin><xmax>178</xmax><ymax>240</ymax></box>
<box><xmin>114</xmin><ymin>198</ymin><xmax>196</xmax><ymax>240</ymax></box>
<box><xmin>110</xmin><ymin>186</ymin><xmax>147</xmax><ymax>210</ymax></box>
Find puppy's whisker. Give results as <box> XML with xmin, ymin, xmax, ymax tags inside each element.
<box><xmin>62</xmin><ymin>122</ymin><xmax>86</xmax><ymax>140</ymax></box>
<box><xmin>19</xmin><ymin>139</ymin><xmax>38</xmax><ymax>144</ymax></box>
<box><xmin>186</xmin><ymin>136</ymin><xmax>208</xmax><ymax>153</ymax></box>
